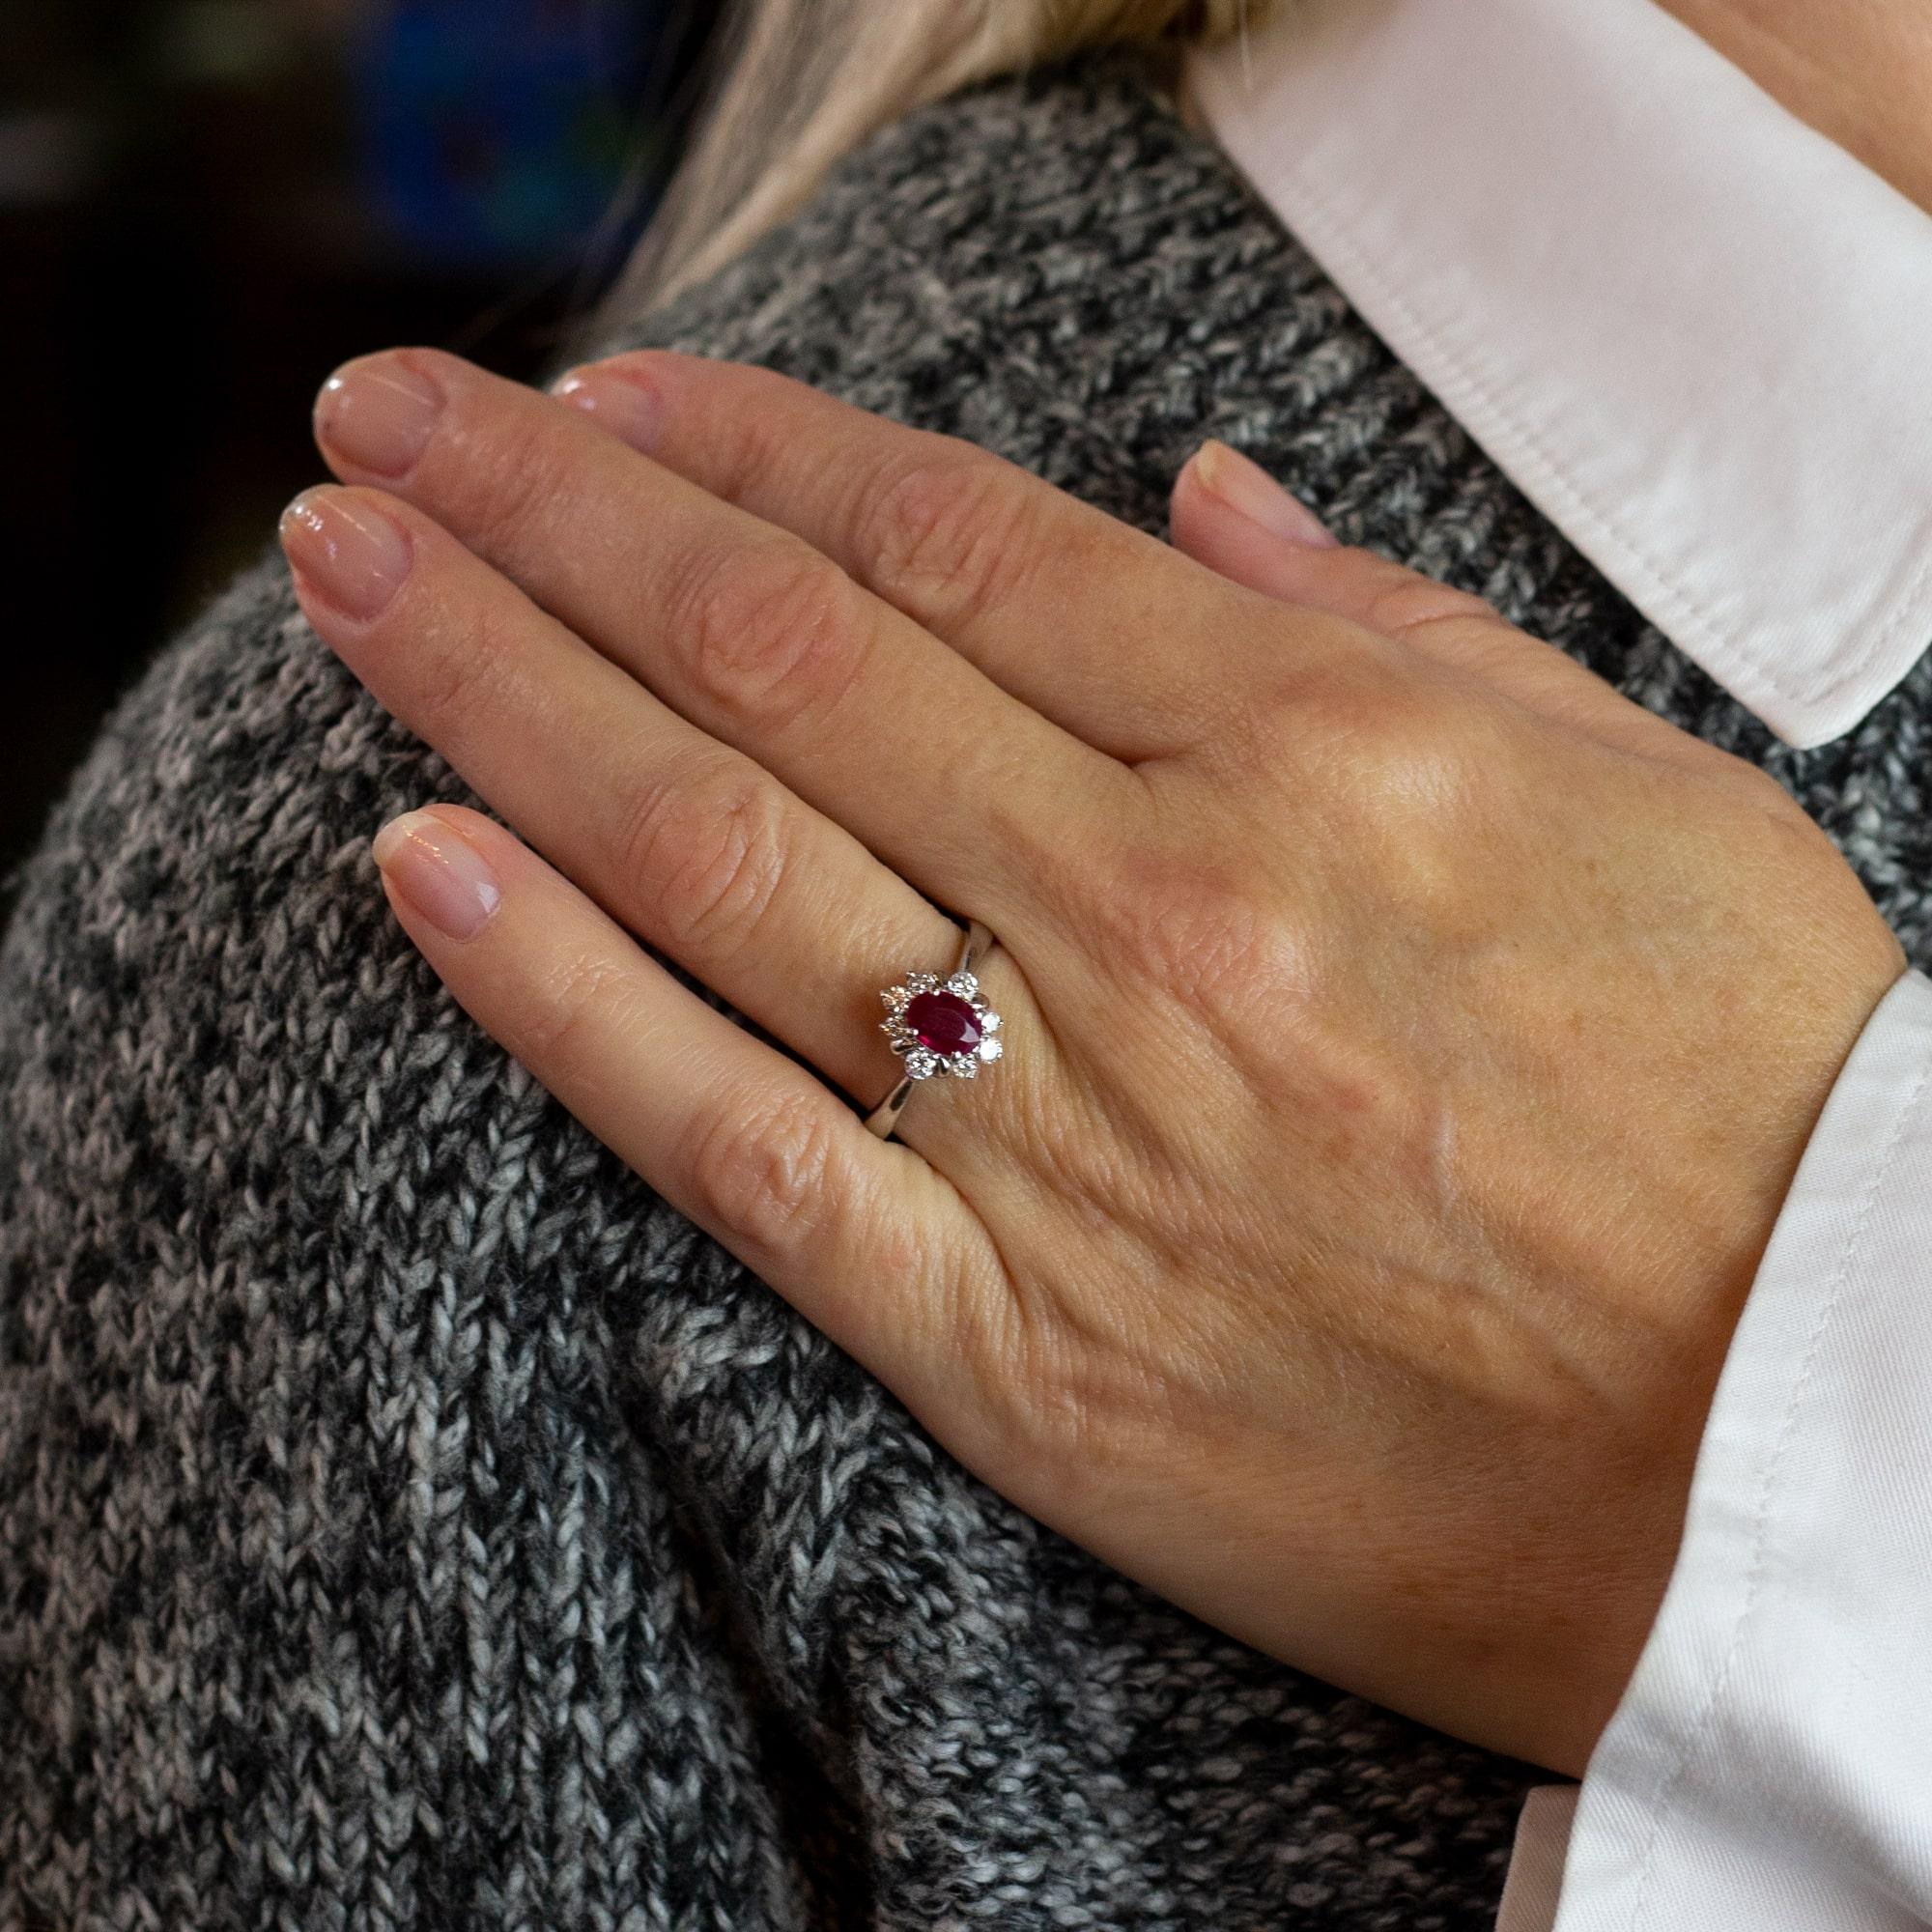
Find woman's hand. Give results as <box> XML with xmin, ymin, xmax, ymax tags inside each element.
<box><xmin>279</xmin><ymin>347</ymin><xmax>1905</xmax><ymax>1776</ymax></box>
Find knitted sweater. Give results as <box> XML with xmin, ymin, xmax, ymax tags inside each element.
<box><xmin>4</xmin><ymin>52</ymin><xmax>1928</xmax><ymax>1932</ymax></box>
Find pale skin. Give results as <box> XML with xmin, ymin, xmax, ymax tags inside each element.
<box><xmin>277</xmin><ymin>337</ymin><xmax>1905</xmax><ymax>1779</ymax></box>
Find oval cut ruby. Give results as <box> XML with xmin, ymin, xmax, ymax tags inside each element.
<box><xmin>905</xmin><ymin>989</ymin><xmax>981</xmax><ymax>1057</ymax></box>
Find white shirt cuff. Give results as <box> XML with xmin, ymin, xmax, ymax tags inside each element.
<box><xmin>1499</xmin><ymin>965</ymin><xmax>1932</xmax><ymax>1932</ymax></box>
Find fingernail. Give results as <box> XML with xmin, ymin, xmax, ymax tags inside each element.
<box><xmin>1192</xmin><ymin>440</ymin><xmax>1338</xmax><ymax>548</ymax></box>
<box><xmin>551</xmin><ymin>367</ymin><xmax>660</xmax><ymax>451</ymax></box>
<box><xmin>315</xmin><ymin>355</ymin><xmax>444</xmax><ymax>478</ymax></box>
<box><xmin>372</xmin><ymin>809</ymin><xmax>502</xmax><ymax>941</ymax></box>
<box><xmin>279</xmin><ymin>487</ymin><xmax>413</xmax><ymax>620</ymax></box>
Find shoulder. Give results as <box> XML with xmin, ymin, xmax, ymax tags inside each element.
<box><xmin>1</xmin><ymin>538</ymin><xmax>441</xmax><ymax>1085</ymax></box>
<box><xmin>5</xmin><ymin>541</ymin><xmax>343</xmax><ymax>1000</ymax></box>
<box><xmin>0</xmin><ymin>49</ymin><xmax>1292</xmax><ymax>1085</ymax></box>
<box><xmin>0</xmin><ymin>526</ymin><xmax>572</xmax><ymax>1295</ymax></box>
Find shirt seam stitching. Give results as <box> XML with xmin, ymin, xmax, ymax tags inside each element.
<box><xmin>1623</xmin><ymin>1037</ymin><xmax>1932</xmax><ymax>1928</ymax></box>
<box><xmin>1261</xmin><ymin>162</ymin><xmax>1932</xmax><ymax>717</ymax></box>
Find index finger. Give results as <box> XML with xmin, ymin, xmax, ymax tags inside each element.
<box><xmin>311</xmin><ymin>348</ymin><xmax>1133</xmax><ymax>954</ymax></box>
<box><xmin>551</xmin><ymin>351</ymin><xmax>1255</xmax><ymax>760</ymax></box>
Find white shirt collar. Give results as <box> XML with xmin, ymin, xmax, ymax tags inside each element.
<box><xmin>1185</xmin><ymin>0</ymin><xmax>1932</xmax><ymax>749</ymax></box>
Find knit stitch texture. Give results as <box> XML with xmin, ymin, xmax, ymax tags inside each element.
<box><xmin>4</xmin><ymin>52</ymin><xmax>1928</xmax><ymax>1932</ymax></box>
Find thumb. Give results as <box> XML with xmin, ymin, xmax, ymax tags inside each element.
<box><xmin>1170</xmin><ymin>440</ymin><xmax>1682</xmax><ymax>754</ymax></box>
<box><xmin>1170</xmin><ymin>438</ymin><xmax>1500</xmax><ymax>639</ymax></box>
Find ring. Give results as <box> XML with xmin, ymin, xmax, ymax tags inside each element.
<box><xmin>864</xmin><ymin>920</ymin><xmax>1003</xmax><ymax>1140</ymax></box>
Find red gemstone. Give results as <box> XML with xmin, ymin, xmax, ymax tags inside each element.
<box><xmin>905</xmin><ymin>989</ymin><xmax>981</xmax><ymax>1057</ymax></box>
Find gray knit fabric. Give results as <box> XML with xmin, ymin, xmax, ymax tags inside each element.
<box><xmin>4</xmin><ymin>52</ymin><xmax>1928</xmax><ymax>1932</ymax></box>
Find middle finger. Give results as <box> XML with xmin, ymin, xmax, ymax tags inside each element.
<box><xmin>312</xmin><ymin>348</ymin><xmax>1143</xmax><ymax>946</ymax></box>
<box><xmin>278</xmin><ymin>482</ymin><xmax>973</xmax><ymax>1110</ymax></box>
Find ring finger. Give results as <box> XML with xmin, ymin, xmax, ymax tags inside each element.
<box><xmin>367</xmin><ymin>800</ymin><xmax>1000</xmax><ymax>1397</ymax></box>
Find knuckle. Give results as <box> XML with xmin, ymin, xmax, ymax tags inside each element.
<box><xmin>1091</xmin><ymin>849</ymin><xmax>1312</xmax><ymax>1039</ymax></box>
<box><xmin>1360</xmin><ymin>570</ymin><xmax>1497</xmax><ymax>641</ymax></box>
<box><xmin>968</xmin><ymin>1256</ymin><xmax>1214</xmax><ymax>1507</ymax></box>
<box><xmin>972</xmin><ymin>1292</ymin><xmax>1113</xmax><ymax>1477</ymax></box>
<box><xmin>1252</xmin><ymin>651</ymin><xmax>1479</xmax><ymax>806</ymax></box>
<box><xmin>512</xmin><ymin>947</ymin><xmax>634</xmax><ymax>1071</ymax></box>
<box><xmin>857</xmin><ymin>453</ymin><xmax>1039</xmax><ymax>628</ymax></box>
<box><xmin>410</xmin><ymin>595</ymin><xmax>517</xmax><ymax>735</ymax></box>
<box><xmin>1226</xmin><ymin>654</ymin><xmax>1386</xmax><ymax>779</ymax></box>
<box><xmin>1323</xmin><ymin>683</ymin><xmax>1490</xmax><ymax>849</ymax></box>
<box><xmin>682</xmin><ymin>1087</ymin><xmax>842</xmax><ymax>1257</ymax></box>
<box><xmin>614</xmin><ymin>757</ymin><xmax>791</xmax><ymax>962</ymax></box>
<box><xmin>583</xmin><ymin>352</ymin><xmax>799</xmax><ymax>499</ymax></box>
<box><xmin>665</xmin><ymin>537</ymin><xmax>859</xmax><ymax>726</ymax></box>
<box><xmin>453</xmin><ymin>406</ymin><xmax>582</xmax><ymax>552</ymax></box>
<box><xmin>703</xmin><ymin>375</ymin><xmax>800</xmax><ymax>503</ymax></box>
<box><xmin>574</xmin><ymin>346</ymin><xmax>671</xmax><ymax>393</ymax></box>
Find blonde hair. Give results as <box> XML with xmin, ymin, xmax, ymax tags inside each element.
<box><xmin>584</xmin><ymin>0</ymin><xmax>1277</xmax><ymax>340</ymax></box>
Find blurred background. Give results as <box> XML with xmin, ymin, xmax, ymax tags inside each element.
<box><xmin>2</xmin><ymin>0</ymin><xmax>716</xmax><ymax>922</ymax></box>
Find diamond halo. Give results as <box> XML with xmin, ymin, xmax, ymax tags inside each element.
<box><xmin>878</xmin><ymin>967</ymin><xmax>1004</xmax><ymax>1081</ymax></box>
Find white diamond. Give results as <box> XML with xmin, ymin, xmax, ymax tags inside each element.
<box><xmin>949</xmin><ymin>1052</ymin><xmax>979</xmax><ymax>1078</ymax></box>
<box><xmin>904</xmin><ymin>1047</ymin><xmax>940</xmax><ymax>1080</ymax></box>
<box><xmin>979</xmin><ymin>1036</ymin><xmax>1003</xmax><ymax>1062</ymax></box>
<box><xmin>981</xmin><ymin>1010</ymin><xmax>1001</xmax><ymax>1032</ymax></box>
<box><xmin>946</xmin><ymin>971</ymin><xmax>979</xmax><ymax>997</ymax></box>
